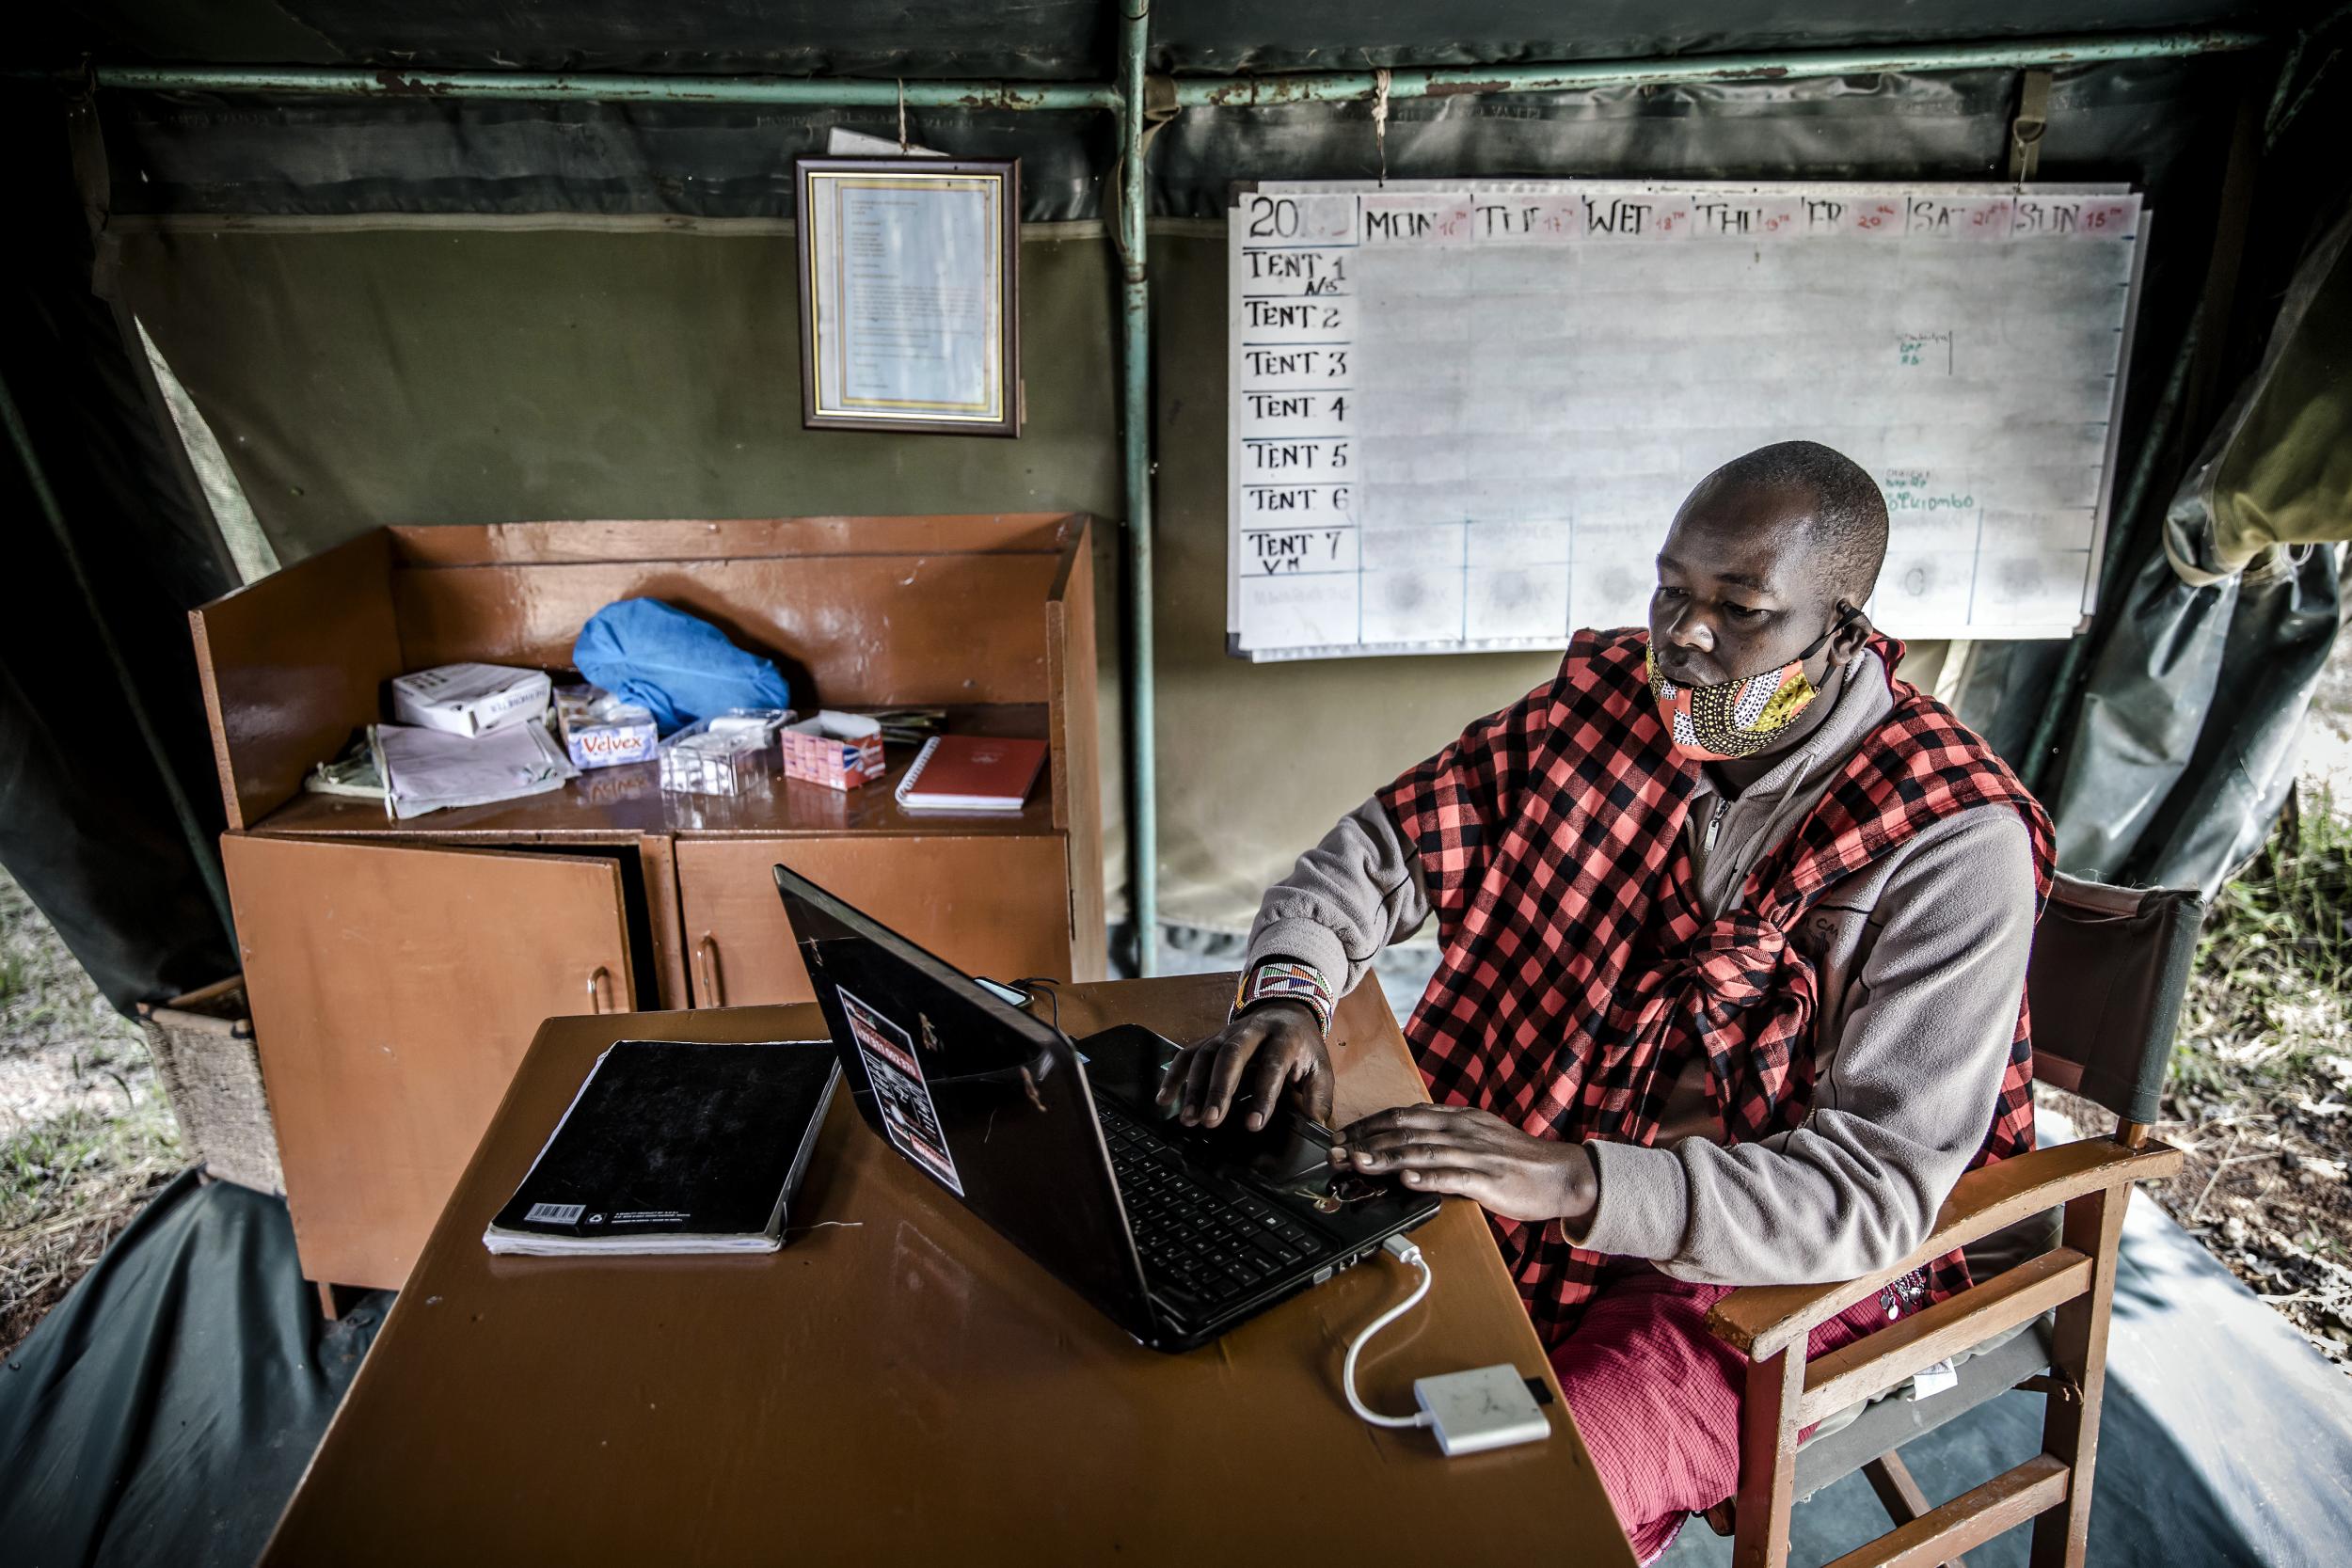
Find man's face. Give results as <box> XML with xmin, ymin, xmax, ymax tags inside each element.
<box><xmin>1649</xmin><ymin>479</ymin><xmax>1842</xmax><ymax>689</ymax></box>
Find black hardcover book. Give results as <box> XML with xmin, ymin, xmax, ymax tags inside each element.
<box><xmin>484</xmin><ymin>1038</ymin><xmax>840</xmax><ymax>1256</ymax></box>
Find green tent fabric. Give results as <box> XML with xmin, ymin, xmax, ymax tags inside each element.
<box><xmin>2167</xmin><ymin>210</ymin><xmax>2352</xmax><ymax>584</ymax></box>
<box><xmin>2052</xmin><ymin>209</ymin><xmax>2352</xmax><ymax>893</ymax></box>
<box><xmin>0</xmin><ymin>1173</ymin><xmax>387</xmax><ymax>1568</ymax></box>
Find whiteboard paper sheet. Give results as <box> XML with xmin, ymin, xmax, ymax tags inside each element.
<box><xmin>1226</xmin><ymin>181</ymin><xmax>2145</xmax><ymax>660</ymax></box>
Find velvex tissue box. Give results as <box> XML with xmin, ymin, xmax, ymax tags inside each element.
<box><xmin>554</xmin><ymin>684</ymin><xmax>659</xmax><ymax>769</ymax></box>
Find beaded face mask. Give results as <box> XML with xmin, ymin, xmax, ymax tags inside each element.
<box><xmin>1646</xmin><ymin>608</ymin><xmax>1858</xmax><ymax>762</ymax></box>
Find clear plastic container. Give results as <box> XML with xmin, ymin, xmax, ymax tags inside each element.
<box><xmin>656</xmin><ymin>708</ymin><xmax>795</xmax><ymax>796</ymax></box>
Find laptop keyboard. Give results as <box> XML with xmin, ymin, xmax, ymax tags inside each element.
<box><xmin>1096</xmin><ymin>1100</ymin><xmax>1330</xmax><ymax>1308</ymax></box>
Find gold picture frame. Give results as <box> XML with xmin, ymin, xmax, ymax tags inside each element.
<box><xmin>796</xmin><ymin>156</ymin><xmax>1022</xmax><ymax>437</ymax></box>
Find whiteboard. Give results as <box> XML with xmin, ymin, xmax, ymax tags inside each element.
<box><xmin>1225</xmin><ymin>181</ymin><xmax>2147</xmax><ymax>660</ymax></box>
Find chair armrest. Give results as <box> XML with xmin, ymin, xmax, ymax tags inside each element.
<box><xmin>1704</xmin><ymin>1137</ymin><xmax>2182</xmax><ymax>1359</ymax></box>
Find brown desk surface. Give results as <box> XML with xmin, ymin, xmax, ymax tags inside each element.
<box><xmin>262</xmin><ymin>975</ymin><xmax>1635</xmax><ymax>1566</ymax></box>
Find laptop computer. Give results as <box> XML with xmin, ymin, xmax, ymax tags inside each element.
<box><xmin>772</xmin><ymin>865</ymin><xmax>1440</xmax><ymax>1353</ymax></box>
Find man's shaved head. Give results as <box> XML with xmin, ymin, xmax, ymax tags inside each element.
<box><xmin>1649</xmin><ymin>440</ymin><xmax>1885</xmax><ymax>766</ymax></box>
<box><xmin>1689</xmin><ymin>441</ymin><xmax>1889</xmax><ymax>608</ymax></box>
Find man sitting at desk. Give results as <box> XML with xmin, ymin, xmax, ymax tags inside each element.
<box><xmin>1162</xmin><ymin>441</ymin><xmax>2050</xmax><ymax>1561</ymax></box>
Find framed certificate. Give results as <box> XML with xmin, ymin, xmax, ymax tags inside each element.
<box><xmin>796</xmin><ymin>156</ymin><xmax>1022</xmax><ymax>437</ymax></box>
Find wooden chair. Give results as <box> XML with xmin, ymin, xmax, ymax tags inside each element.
<box><xmin>1702</xmin><ymin>872</ymin><xmax>2204</xmax><ymax>1568</ymax></box>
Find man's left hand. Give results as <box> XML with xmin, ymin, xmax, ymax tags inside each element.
<box><xmin>1332</xmin><ymin>1104</ymin><xmax>1597</xmax><ymax>1227</ymax></box>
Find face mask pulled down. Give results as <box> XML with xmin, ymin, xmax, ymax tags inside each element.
<box><xmin>1645</xmin><ymin>610</ymin><xmax>1856</xmax><ymax>763</ymax></box>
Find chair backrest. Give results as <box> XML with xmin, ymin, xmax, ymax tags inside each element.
<box><xmin>2026</xmin><ymin>872</ymin><xmax>2205</xmax><ymax>1130</ymax></box>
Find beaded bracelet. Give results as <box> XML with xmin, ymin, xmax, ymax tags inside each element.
<box><xmin>1231</xmin><ymin>958</ymin><xmax>1336</xmax><ymax>1036</ymax></box>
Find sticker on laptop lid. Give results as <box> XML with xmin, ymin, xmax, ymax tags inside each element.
<box><xmin>840</xmin><ymin>986</ymin><xmax>965</xmax><ymax>1196</ymax></box>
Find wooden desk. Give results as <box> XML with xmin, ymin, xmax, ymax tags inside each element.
<box><xmin>262</xmin><ymin>976</ymin><xmax>1637</xmax><ymax>1566</ymax></box>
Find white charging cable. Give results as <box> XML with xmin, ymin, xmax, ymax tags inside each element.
<box><xmin>1343</xmin><ymin>1233</ymin><xmax>1437</xmax><ymax>1429</ymax></box>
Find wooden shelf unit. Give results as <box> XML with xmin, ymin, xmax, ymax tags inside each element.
<box><xmin>192</xmin><ymin>515</ymin><xmax>1105</xmax><ymax>1292</ymax></box>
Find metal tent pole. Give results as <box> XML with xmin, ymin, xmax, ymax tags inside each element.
<box><xmin>87</xmin><ymin>64</ymin><xmax>1121</xmax><ymax>110</ymax></box>
<box><xmin>1168</xmin><ymin>28</ymin><xmax>2264</xmax><ymax>106</ymax></box>
<box><xmin>56</xmin><ymin>26</ymin><xmax>2261</xmax><ymax>108</ymax></box>
<box><xmin>1118</xmin><ymin>0</ymin><xmax>1160</xmax><ymax>975</ymax></box>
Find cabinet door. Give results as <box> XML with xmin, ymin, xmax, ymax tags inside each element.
<box><xmin>223</xmin><ymin>835</ymin><xmax>636</xmax><ymax>1290</ymax></box>
<box><xmin>675</xmin><ymin>836</ymin><xmax>1073</xmax><ymax>1006</ymax></box>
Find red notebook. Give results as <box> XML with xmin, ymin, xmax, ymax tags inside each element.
<box><xmin>893</xmin><ymin>735</ymin><xmax>1048</xmax><ymax>812</ymax></box>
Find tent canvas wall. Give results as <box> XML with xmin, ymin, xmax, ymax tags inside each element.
<box><xmin>6</xmin><ymin>1</ymin><xmax>2344</xmax><ymax>1003</ymax></box>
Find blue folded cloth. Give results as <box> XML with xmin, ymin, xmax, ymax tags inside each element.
<box><xmin>571</xmin><ymin>598</ymin><xmax>792</xmax><ymax>735</ymax></box>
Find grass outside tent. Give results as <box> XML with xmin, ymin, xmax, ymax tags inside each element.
<box><xmin>2143</xmin><ymin>784</ymin><xmax>2352</xmax><ymax>1370</ymax></box>
<box><xmin>0</xmin><ymin>872</ymin><xmax>180</xmax><ymax>1355</ymax></box>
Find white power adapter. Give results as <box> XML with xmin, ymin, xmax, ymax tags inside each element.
<box><xmin>1342</xmin><ymin>1235</ymin><xmax>1552</xmax><ymax>1456</ymax></box>
<box><xmin>1412</xmin><ymin>1364</ymin><xmax>1552</xmax><ymax>1456</ymax></box>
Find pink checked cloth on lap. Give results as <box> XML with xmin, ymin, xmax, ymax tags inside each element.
<box><xmin>1549</xmin><ymin>1259</ymin><xmax>1894</xmax><ymax>1564</ymax></box>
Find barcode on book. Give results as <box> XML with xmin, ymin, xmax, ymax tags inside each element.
<box><xmin>525</xmin><ymin>1202</ymin><xmax>586</xmax><ymax>1225</ymax></box>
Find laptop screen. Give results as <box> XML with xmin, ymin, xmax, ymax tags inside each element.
<box><xmin>773</xmin><ymin>867</ymin><xmax>1152</xmax><ymax>1336</ymax></box>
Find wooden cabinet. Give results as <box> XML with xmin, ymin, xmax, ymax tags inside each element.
<box><xmin>222</xmin><ymin>837</ymin><xmax>637</xmax><ymax>1288</ymax></box>
<box><xmin>193</xmin><ymin>515</ymin><xmax>1104</xmax><ymax>1292</ymax></box>
<box><xmin>675</xmin><ymin>836</ymin><xmax>1074</xmax><ymax>1006</ymax></box>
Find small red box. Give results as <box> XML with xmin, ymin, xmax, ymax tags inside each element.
<box><xmin>780</xmin><ymin>711</ymin><xmax>887</xmax><ymax>790</ymax></box>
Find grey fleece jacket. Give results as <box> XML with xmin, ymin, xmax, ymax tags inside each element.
<box><xmin>1244</xmin><ymin>649</ymin><xmax>2038</xmax><ymax>1288</ymax></box>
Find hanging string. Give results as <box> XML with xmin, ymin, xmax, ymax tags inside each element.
<box><xmin>898</xmin><ymin>79</ymin><xmax>909</xmax><ymax>152</ymax></box>
<box><xmin>1372</xmin><ymin>68</ymin><xmax>1392</xmax><ymax>187</ymax></box>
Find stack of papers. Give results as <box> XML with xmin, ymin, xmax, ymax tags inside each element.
<box><xmin>372</xmin><ymin>721</ymin><xmax>580</xmax><ymax>819</ymax></box>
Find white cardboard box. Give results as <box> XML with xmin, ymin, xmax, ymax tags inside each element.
<box><xmin>389</xmin><ymin>663</ymin><xmax>552</xmax><ymax>737</ymax></box>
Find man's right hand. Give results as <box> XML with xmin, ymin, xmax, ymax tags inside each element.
<box><xmin>1155</xmin><ymin>1001</ymin><xmax>1334</xmax><ymax>1132</ymax></box>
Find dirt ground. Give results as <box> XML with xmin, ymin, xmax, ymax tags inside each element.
<box><xmin>2138</xmin><ymin>1071</ymin><xmax>2352</xmax><ymax>1373</ymax></box>
<box><xmin>0</xmin><ymin>870</ymin><xmax>181</xmax><ymax>1354</ymax></box>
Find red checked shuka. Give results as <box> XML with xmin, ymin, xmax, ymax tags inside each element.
<box><xmin>1376</xmin><ymin>628</ymin><xmax>2054</xmax><ymax>1347</ymax></box>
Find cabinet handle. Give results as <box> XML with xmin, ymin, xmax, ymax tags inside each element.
<box><xmin>587</xmin><ymin>965</ymin><xmax>614</xmax><ymax>1014</ymax></box>
<box><xmin>695</xmin><ymin>936</ymin><xmax>725</xmax><ymax>1008</ymax></box>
